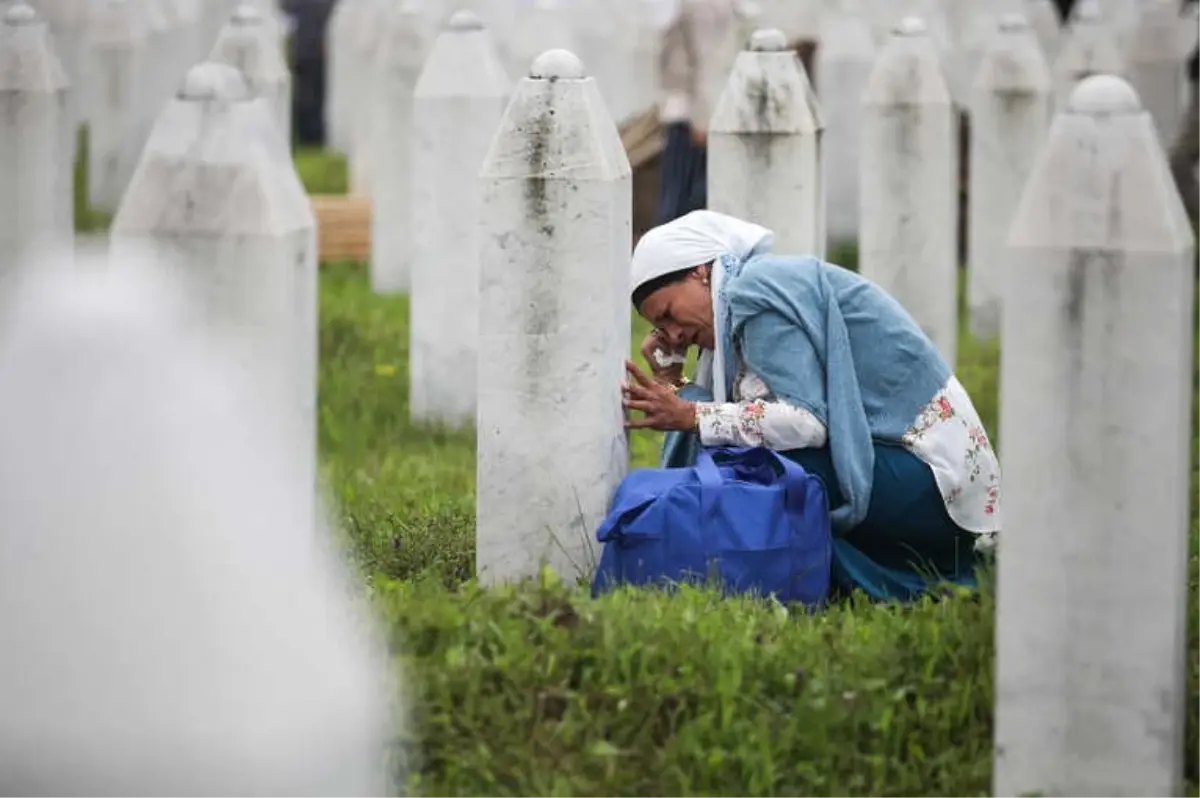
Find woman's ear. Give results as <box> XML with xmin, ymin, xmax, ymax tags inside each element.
<box><xmin>693</xmin><ymin>263</ymin><xmax>712</xmax><ymax>285</ymax></box>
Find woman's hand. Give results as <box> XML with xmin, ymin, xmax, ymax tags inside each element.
<box><xmin>639</xmin><ymin>330</ymin><xmax>686</xmax><ymax>386</ymax></box>
<box><xmin>623</xmin><ymin>359</ymin><xmax>697</xmax><ymax>431</ymax></box>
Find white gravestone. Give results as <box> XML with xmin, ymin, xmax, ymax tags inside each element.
<box><xmin>477</xmin><ymin>49</ymin><xmax>631</xmax><ymax>586</ymax></box>
<box><xmin>994</xmin><ymin>74</ymin><xmax>1195</xmax><ymax>798</ymax></box>
<box><xmin>367</xmin><ymin>2</ymin><xmax>430</xmax><ymax>294</ymax></box>
<box><xmin>0</xmin><ymin>254</ymin><xmax>395</xmax><ymax>796</ymax></box>
<box><xmin>1126</xmin><ymin>0</ymin><xmax>1187</xmax><ymax>149</ymax></box>
<box><xmin>1024</xmin><ymin>0</ymin><xmax>1062</xmax><ymax>62</ymax></box>
<box><xmin>410</xmin><ymin>10</ymin><xmax>510</xmax><ymax>428</ymax></box>
<box><xmin>208</xmin><ymin>3</ymin><xmax>292</xmax><ymax>148</ymax></box>
<box><xmin>860</xmin><ymin>16</ymin><xmax>959</xmax><ymax>367</ymax></box>
<box><xmin>111</xmin><ymin>62</ymin><xmax>319</xmax><ymax>530</ymax></box>
<box><xmin>967</xmin><ymin>12</ymin><xmax>1052</xmax><ymax>340</ymax></box>
<box><xmin>135</xmin><ymin>0</ymin><xmax>173</xmax><ymax>125</ymax></box>
<box><xmin>27</xmin><ymin>0</ymin><xmax>85</xmax><ymax>163</ymax></box>
<box><xmin>0</xmin><ymin>2</ymin><xmax>70</xmax><ymax>273</ymax></box>
<box><xmin>324</xmin><ymin>0</ymin><xmax>357</xmax><ymax>154</ymax></box>
<box><xmin>86</xmin><ymin>0</ymin><xmax>151</xmax><ymax>213</ymax></box>
<box><xmin>348</xmin><ymin>0</ymin><xmax>387</xmax><ymax>194</ymax></box>
<box><xmin>709</xmin><ymin>28</ymin><xmax>825</xmax><ymax>257</ymax></box>
<box><xmin>816</xmin><ymin>3</ymin><xmax>876</xmax><ymax>246</ymax></box>
<box><xmin>1052</xmin><ymin>0</ymin><xmax>1126</xmax><ymax>109</ymax></box>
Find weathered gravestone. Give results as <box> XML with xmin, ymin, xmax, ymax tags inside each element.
<box><xmin>0</xmin><ymin>2</ymin><xmax>70</xmax><ymax>274</ymax></box>
<box><xmin>0</xmin><ymin>251</ymin><xmax>394</xmax><ymax>796</ymax></box>
<box><xmin>410</xmin><ymin>9</ymin><xmax>510</xmax><ymax>428</ymax></box>
<box><xmin>708</xmin><ymin>27</ymin><xmax>825</xmax><ymax>257</ymax></box>
<box><xmin>1126</xmin><ymin>0</ymin><xmax>1189</xmax><ymax>149</ymax></box>
<box><xmin>860</xmin><ymin>15</ymin><xmax>958</xmax><ymax>367</ymax></box>
<box><xmin>111</xmin><ymin>62</ymin><xmax>318</xmax><ymax>531</ymax></box>
<box><xmin>967</xmin><ymin>12</ymin><xmax>1052</xmax><ymax>341</ymax></box>
<box><xmin>994</xmin><ymin>73</ymin><xmax>1195</xmax><ymax>798</ymax></box>
<box><xmin>86</xmin><ymin>0</ymin><xmax>152</xmax><ymax>213</ymax></box>
<box><xmin>208</xmin><ymin>3</ymin><xmax>292</xmax><ymax>148</ymax></box>
<box><xmin>477</xmin><ymin>49</ymin><xmax>631</xmax><ymax>586</ymax></box>
<box><xmin>816</xmin><ymin>1</ymin><xmax>875</xmax><ymax>247</ymax></box>
<box><xmin>367</xmin><ymin>0</ymin><xmax>430</xmax><ymax>294</ymax></box>
<box><xmin>1052</xmin><ymin>0</ymin><xmax>1126</xmax><ymax>109</ymax></box>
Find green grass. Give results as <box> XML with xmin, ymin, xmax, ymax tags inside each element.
<box><xmin>295</xmin><ymin>145</ymin><xmax>349</xmax><ymax>194</ymax></box>
<box><xmin>85</xmin><ymin>150</ymin><xmax>1199</xmax><ymax>796</ymax></box>
<box><xmin>318</xmin><ymin>258</ymin><xmax>1197</xmax><ymax>796</ymax></box>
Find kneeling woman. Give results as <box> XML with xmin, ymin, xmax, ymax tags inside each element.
<box><xmin>623</xmin><ymin>211</ymin><xmax>1000</xmax><ymax>602</ymax></box>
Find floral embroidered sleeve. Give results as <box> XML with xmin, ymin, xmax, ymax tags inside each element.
<box><xmin>693</xmin><ymin>398</ymin><xmax>828</xmax><ymax>450</ymax></box>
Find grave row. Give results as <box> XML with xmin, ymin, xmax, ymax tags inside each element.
<box><xmin>0</xmin><ymin>2</ymin><xmax>1194</xmax><ymax>795</ymax></box>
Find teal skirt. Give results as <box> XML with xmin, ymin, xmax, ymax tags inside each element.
<box><xmin>661</xmin><ymin>389</ymin><xmax>983</xmax><ymax>602</ymax></box>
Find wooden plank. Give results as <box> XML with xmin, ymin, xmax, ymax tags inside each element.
<box><xmin>310</xmin><ymin>194</ymin><xmax>371</xmax><ymax>263</ymax></box>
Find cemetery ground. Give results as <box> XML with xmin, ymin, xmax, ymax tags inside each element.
<box><xmin>81</xmin><ymin>144</ymin><xmax>1199</xmax><ymax>795</ymax></box>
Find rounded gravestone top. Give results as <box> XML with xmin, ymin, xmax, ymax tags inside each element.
<box><xmin>749</xmin><ymin>28</ymin><xmax>788</xmax><ymax>52</ymax></box>
<box><xmin>1067</xmin><ymin>73</ymin><xmax>1141</xmax><ymax>115</ymax></box>
<box><xmin>4</xmin><ymin>2</ymin><xmax>38</xmax><ymax>25</ymax></box>
<box><xmin>998</xmin><ymin>12</ymin><xmax>1030</xmax><ymax>32</ymax></box>
<box><xmin>530</xmin><ymin>49</ymin><xmax>586</xmax><ymax>80</ymax></box>
<box><xmin>231</xmin><ymin>3</ymin><xmax>263</xmax><ymax>25</ymax></box>
<box><xmin>448</xmin><ymin>9</ymin><xmax>483</xmax><ymax>30</ymax></box>
<box><xmin>178</xmin><ymin>61</ymin><xmax>251</xmax><ymax>101</ymax></box>
<box><xmin>893</xmin><ymin>15</ymin><xmax>927</xmax><ymax>36</ymax></box>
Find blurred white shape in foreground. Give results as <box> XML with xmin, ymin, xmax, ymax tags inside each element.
<box><xmin>0</xmin><ymin>248</ymin><xmax>401</xmax><ymax>796</ymax></box>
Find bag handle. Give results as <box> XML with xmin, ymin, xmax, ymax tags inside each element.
<box><xmin>763</xmin><ymin>449</ymin><xmax>822</xmax><ymax>517</ymax></box>
<box><xmin>694</xmin><ymin>448</ymin><xmax>723</xmax><ymax>519</ymax></box>
<box><xmin>708</xmin><ymin>446</ymin><xmax>823</xmax><ymax>519</ymax></box>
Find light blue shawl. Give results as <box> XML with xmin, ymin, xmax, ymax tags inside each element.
<box><xmin>718</xmin><ymin>252</ymin><xmax>950</xmax><ymax>530</ymax></box>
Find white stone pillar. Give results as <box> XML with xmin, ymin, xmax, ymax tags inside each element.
<box><xmin>816</xmin><ymin>3</ymin><xmax>876</xmax><ymax>246</ymax></box>
<box><xmin>28</xmin><ymin>0</ymin><xmax>85</xmax><ymax>161</ymax></box>
<box><xmin>859</xmin><ymin>16</ymin><xmax>958</xmax><ymax>367</ymax></box>
<box><xmin>136</xmin><ymin>0</ymin><xmax>173</xmax><ymax>124</ymax></box>
<box><xmin>367</xmin><ymin>2</ymin><xmax>430</xmax><ymax>294</ymax></box>
<box><xmin>85</xmin><ymin>0</ymin><xmax>150</xmax><ymax>213</ymax></box>
<box><xmin>0</xmin><ymin>2</ymin><xmax>70</xmax><ymax>274</ymax></box>
<box><xmin>0</xmin><ymin>253</ymin><xmax>393</xmax><ymax>797</ymax></box>
<box><xmin>173</xmin><ymin>0</ymin><xmax>204</xmax><ymax>65</ymax></box>
<box><xmin>708</xmin><ymin>28</ymin><xmax>825</xmax><ymax>257</ymax></box>
<box><xmin>347</xmin><ymin>0</ymin><xmax>386</xmax><ymax>191</ymax></box>
<box><xmin>967</xmin><ymin>12</ymin><xmax>1051</xmax><ymax>340</ymax></box>
<box><xmin>1126</xmin><ymin>0</ymin><xmax>1186</xmax><ymax>148</ymax></box>
<box><xmin>111</xmin><ymin>62</ymin><xmax>319</xmax><ymax>531</ymax></box>
<box><xmin>208</xmin><ymin>3</ymin><xmax>292</xmax><ymax>149</ymax></box>
<box><xmin>1024</xmin><ymin>0</ymin><xmax>1062</xmax><ymax>62</ymax></box>
<box><xmin>994</xmin><ymin>73</ymin><xmax>1195</xmax><ymax>798</ymax></box>
<box><xmin>324</xmin><ymin>0</ymin><xmax>357</xmax><ymax>154</ymax></box>
<box><xmin>410</xmin><ymin>10</ymin><xmax>510</xmax><ymax>427</ymax></box>
<box><xmin>477</xmin><ymin>49</ymin><xmax>631</xmax><ymax>586</ymax></box>
<box><xmin>1052</xmin><ymin>0</ymin><xmax>1126</xmax><ymax>109</ymax></box>
<box><xmin>152</xmin><ymin>0</ymin><xmax>189</xmax><ymax>108</ymax></box>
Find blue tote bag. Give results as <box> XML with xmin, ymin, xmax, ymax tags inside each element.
<box><xmin>592</xmin><ymin>447</ymin><xmax>833</xmax><ymax>607</ymax></box>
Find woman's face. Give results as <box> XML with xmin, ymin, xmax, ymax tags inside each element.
<box><xmin>637</xmin><ymin>265</ymin><xmax>715</xmax><ymax>351</ymax></box>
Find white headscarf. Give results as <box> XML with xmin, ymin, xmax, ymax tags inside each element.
<box><xmin>630</xmin><ymin>210</ymin><xmax>776</xmax><ymax>402</ymax></box>
<box><xmin>629</xmin><ymin>210</ymin><xmax>775</xmax><ymax>297</ymax></box>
